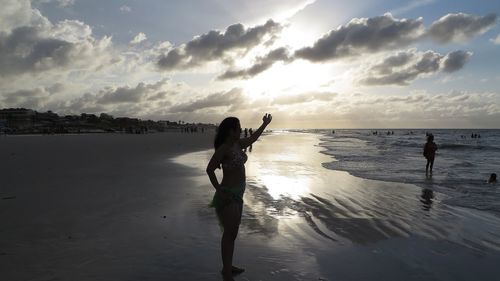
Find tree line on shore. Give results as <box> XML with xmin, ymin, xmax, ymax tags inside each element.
<box><xmin>0</xmin><ymin>108</ymin><xmax>215</xmax><ymax>134</ymax></box>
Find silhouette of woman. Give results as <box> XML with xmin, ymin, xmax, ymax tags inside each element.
<box><xmin>206</xmin><ymin>113</ymin><xmax>272</xmax><ymax>280</ymax></box>
<box><xmin>423</xmin><ymin>134</ymin><xmax>438</xmax><ymax>174</ymax></box>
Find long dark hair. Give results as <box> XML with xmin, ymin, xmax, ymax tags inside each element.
<box><xmin>214</xmin><ymin>117</ymin><xmax>240</xmax><ymax>149</ymax></box>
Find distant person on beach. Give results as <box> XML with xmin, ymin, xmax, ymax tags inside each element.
<box><xmin>206</xmin><ymin>113</ymin><xmax>272</xmax><ymax>280</ymax></box>
<box><xmin>248</xmin><ymin>128</ymin><xmax>253</xmax><ymax>152</ymax></box>
<box><xmin>423</xmin><ymin>135</ymin><xmax>438</xmax><ymax>174</ymax></box>
<box><xmin>489</xmin><ymin>173</ymin><xmax>497</xmax><ymax>183</ymax></box>
<box><xmin>243</xmin><ymin>128</ymin><xmax>249</xmax><ymax>151</ymax></box>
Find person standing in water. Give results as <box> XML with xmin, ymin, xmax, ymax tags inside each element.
<box><xmin>206</xmin><ymin>113</ymin><xmax>272</xmax><ymax>280</ymax></box>
<box><xmin>423</xmin><ymin>134</ymin><xmax>438</xmax><ymax>174</ymax></box>
<box><xmin>488</xmin><ymin>173</ymin><xmax>497</xmax><ymax>183</ymax></box>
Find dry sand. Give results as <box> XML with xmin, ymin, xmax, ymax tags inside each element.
<box><xmin>1</xmin><ymin>132</ymin><xmax>218</xmax><ymax>281</ymax></box>
<box><xmin>1</xmin><ymin>132</ymin><xmax>500</xmax><ymax>281</ymax></box>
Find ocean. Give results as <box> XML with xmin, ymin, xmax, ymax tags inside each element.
<box><xmin>311</xmin><ymin>129</ymin><xmax>500</xmax><ymax>215</ymax></box>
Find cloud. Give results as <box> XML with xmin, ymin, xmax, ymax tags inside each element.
<box><xmin>120</xmin><ymin>5</ymin><xmax>132</xmax><ymax>13</ymax></box>
<box><xmin>168</xmin><ymin>88</ymin><xmax>244</xmax><ymax>113</ymax></box>
<box><xmin>0</xmin><ymin>1</ymin><xmax>113</xmax><ymax>78</ymax></box>
<box><xmin>360</xmin><ymin>49</ymin><xmax>472</xmax><ymax>85</ymax></box>
<box><xmin>0</xmin><ymin>23</ymin><xmax>111</xmax><ymax>77</ymax></box>
<box><xmin>157</xmin><ymin>20</ymin><xmax>282</xmax><ymax>71</ymax></box>
<box><xmin>217</xmin><ymin>47</ymin><xmax>291</xmax><ymax>80</ymax></box>
<box><xmin>294</xmin><ymin>13</ymin><xmax>425</xmax><ymax>62</ymax></box>
<box><xmin>0</xmin><ymin>0</ymin><xmax>47</xmax><ymax>33</ymax></box>
<box><xmin>97</xmin><ymin>78</ymin><xmax>171</xmax><ymax>104</ymax></box>
<box><xmin>130</xmin><ymin>32</ymin><xmax>147</xmax><ymax>45</ymax></box>
<box><xmin>272</xmin><ymin>91</ymin><xmax>337</xmax><ymax>105</ymax></box>
<box><xmin>441</xmin><ymin>50</ymin><xmax>472</xmax><ymax>72</ymax></box>
<box><xmin>1</xmin><ymin>87</ymin><xmax>51</xmax><ymax>109</ymax></box>
<box><xmin>490</xmin><ymin>34</ymin><xmax>500</xmax><ymax>45</ymax></box>
<box><xmin>321</xmin><ymin>90</ymin><xmax>500</xmax><ymax>128</ymax></box>
<box><xmin>290</xmin><ymin>12</ymin><xmax>494</xmax><ymax>65</ymax></box>
<box><xmin>369</xmin><ymin>51</ymin><xmax>414</xmax><ymax>75</ymax></box>
<box><xmin>426</xmin><ymin>13</ymin><xmax>497</xmax><ymax>43</ymax></box>
<box><xmin>1</xmin><ymin>79</ymin><xmax>173</xmax><ymax>112</ymax></box>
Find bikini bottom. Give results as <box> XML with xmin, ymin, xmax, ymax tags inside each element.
<box><xmin>209</xmin><ymin>182</ymin><xmax>245</xmax><ymax>229</ymax></box>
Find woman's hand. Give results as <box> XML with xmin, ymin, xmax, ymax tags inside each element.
<box><xmin>262</xmin><ymin>113</ymin><xmax>272</xmax><ymax>125</ymax></box>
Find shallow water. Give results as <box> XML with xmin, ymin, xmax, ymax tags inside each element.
<box><xmin>308</xmin><ymin>129</ymin><xmax>500</xmax><ymax>215</ymax></box>
<box><xmin>173</xmin><ymin>131</ymin><xmax>500</xmax><ymax>280</ymax></box>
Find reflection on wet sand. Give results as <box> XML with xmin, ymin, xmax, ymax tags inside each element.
<box><xmin>242</xmin><ymin>132</ymin><xmax>500</xmax><ymax>251</ymax></box>
<box><xmin>173</xmin><ymin>132</ymin><xmax>500</xmax><ymax>253</ymax></box>
<box><xmin>421</xmin><ymin>189</ymin><xmax>434</xmax><ymax>211</ymax></box>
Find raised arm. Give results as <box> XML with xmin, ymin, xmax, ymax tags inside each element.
<box><xmin>239</xmin><ymin>113</ymin><xmax>272</xmax><ymax>149</ymax></box>
<box><xmin>206</xmin><ymin>144</ymin><xmax>229</xmax><ymax>191</ymax></box>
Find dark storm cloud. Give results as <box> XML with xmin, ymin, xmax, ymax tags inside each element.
<box><xmin>361</xmin><ymin>49</ymin><xmax>471</xmax><ymax>86</ymax></box>
<box><xmin>157</xmin><ymin>20</ymin><xmax>282</xmax><ymax>70</ymax></box>
<box><xmin>294</xmin><ymin>13</ymin><xmax>424</xmax><ymax>62</ymax></box>
<box><xmin>217</xmin><ymin>47</ymin><xmax>291</xmax><ymax>80</ymax></box>
<box><xmin>0</xmin><ymin>26</ymin><xmax>74</xmax><ymax>76</ymax></box>
<box><xmin>168</xmin><ymin>88</ymin><xmax>244</xmax><ymax>113</ymax></box>
<box><xmin>427</xmin><ymin>13</ymin><xmax>497</xmax><ymax>43</ymax></box>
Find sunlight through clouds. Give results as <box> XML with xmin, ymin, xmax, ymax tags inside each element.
<box><xmin>0</xmin><ymin>0</ymin><xmax>499</xmax><ymax>128</ymax></box>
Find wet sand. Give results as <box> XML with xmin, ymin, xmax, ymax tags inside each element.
<box><xmin>176</xmin><ymin>132</ymin><xmax>500</xmax><ymax>281</ymax></box>
<box><xmin>1</xmin><ymin>132</ymin><xmax>500</xmax><ymax>280</ymax></box>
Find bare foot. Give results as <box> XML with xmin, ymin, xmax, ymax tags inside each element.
<box><xmin>220</xmin><ymin>266</ymin><xmax>245</xmax><ymax>276</ymax></box>
<box><xmin>231</xmin><ymin>265</ymin><xmax>245</xmax><ymax>275</ymax></box>
<box><xmin>222</xmin><ymin>271</ymin><xmax>235</xmax><ymax>281</ymax></box>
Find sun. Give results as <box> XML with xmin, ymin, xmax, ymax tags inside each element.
<box><xmin>240</xmin><ymin>59</ymin><xmax>345</xmax><ymax>100</ymax></box>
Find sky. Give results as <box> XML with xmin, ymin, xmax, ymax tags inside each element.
<box><xmin>1</xmin><ymin>0</ymin><xmax>499</xmax><ymax>128</ymax></box>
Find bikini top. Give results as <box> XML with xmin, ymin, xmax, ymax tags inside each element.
<box><xmin>221</xmin><ymin>143</ymin><xmax>247</xmax><ymax>170</ymax></box>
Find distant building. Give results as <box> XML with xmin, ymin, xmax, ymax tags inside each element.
<box><xmin>0</xmin><ymin>108</ymin><xmax>35</xmax><ymax>129</ymax></box>
<box><xmin>0</xmin><ymin>107</ymin><xmax>216</xmax><ymax>134</ymax></box>
<box><xmin>35</xmin><ymin>110</ymin><xmax>59</xmax><ymax>124</ymax></box>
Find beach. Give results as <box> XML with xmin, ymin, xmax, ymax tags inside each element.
<box><xmin>2</xmin><ymin>132</ymin><xmax>500</xmax><ymax>280</ymax></box>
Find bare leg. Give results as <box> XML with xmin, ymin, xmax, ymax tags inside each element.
<box><xmin>220</xmin><ymin>203</ymin><xmax>241</xmax><ymax>280</ymax></box>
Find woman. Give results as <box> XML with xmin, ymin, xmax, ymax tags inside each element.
<box><xmin>206</xmin><ymin>113</ymin><xmax>272</xmax><ymax>280</ymax></box>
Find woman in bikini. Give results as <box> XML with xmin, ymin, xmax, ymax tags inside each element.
<box><xmin>206</xmin><ymin>113</ymin><xmax>272</xmax><ymax>281</ymax></box>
